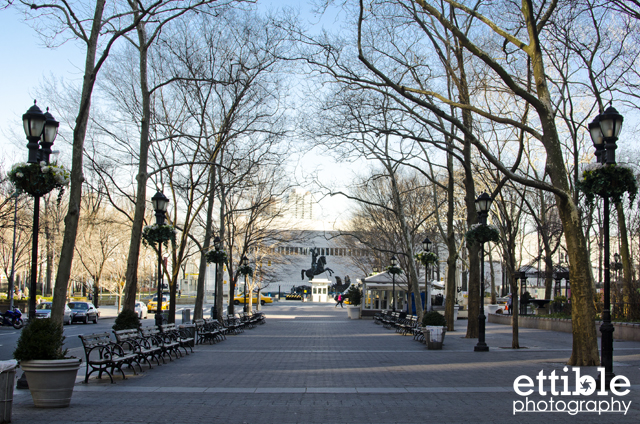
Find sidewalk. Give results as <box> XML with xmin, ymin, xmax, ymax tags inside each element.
<box><xmin>11</xmin><ymin>303</ymin><xmax>640</xmax><ymax>423</ymax></box>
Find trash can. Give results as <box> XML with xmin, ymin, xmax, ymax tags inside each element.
<box><xmin>179</xmin><ymin>324</ymin><xmax>196</xmax><ymax>347</ymax></box>
<box><xmin>0</xmin><ymin>360</ymin><xmax>17</xmax><ymax>424</ymax></box>
<box><xmin>425</xmin><ymin>326</ymin><xmax>445</xmax><ymax>350</ymax></box>
<box><xmin>181</xmin><ymin>308</ymin><xmax>191</xmax><ymax>324</ymax></box>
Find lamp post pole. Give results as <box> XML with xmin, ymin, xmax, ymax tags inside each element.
<box><xmin>614</xmin><ymin>253</ymin><xmax>621</xmax><ymax>288</ymax></box>
<box><xmin>22</xmin><ymin>102</ymin><xmax>59</xmax><ymax>320</ymax></box>
<box><xmin>213</xmin><ymin>236</ymin><xmax>221</xmax><ymax>319</ymax></box>
<box><xmin>241</xmin><ymin>255</ymin><xmax>249</xmax><ymax>313</ymax></box>
<box><xmin>390</xmin><ymin>256</ymin><xmax>398</xmax><ymax>312</ymax></box>
<box><xmin>423</xmin><ymin>237</ymin><xmax>432</xmax><ymax>312</ymax></box>
<box><xmin>474</xmin><ymin>192</ymin><xmax>492</xmax><ymax>352</ymax></box>
<box><xmin>589</xmin><ymin>105</ymin><xmax>624</xmax><ymax>389</ymax></box>
<box><xmin>151</xmin><ymin>191</ymin><xmax>169</xmax><ymax>327</ymax></box>
<box><xmin>9</xmin><ymin>191</ymin><xmax>19</xmax><ymax>310</ymax></box>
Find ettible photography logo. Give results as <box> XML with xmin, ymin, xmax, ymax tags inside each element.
<box><xmin>513</xmin><ymin>367</ymin><xmax>631</xmax><ymax>415</ymax></box>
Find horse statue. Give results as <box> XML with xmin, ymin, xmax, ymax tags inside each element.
<box><xmin>301</xmin><ymin>248</ymin><xmax>334</xmax><ymax>280</ymax></box>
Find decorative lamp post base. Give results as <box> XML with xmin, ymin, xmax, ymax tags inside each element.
<box><xmin>474</xmin><ymin>344</ymin><xmax>490</xmax><ymax>352</ymax></box>
<box><xmin>474</xmin><ymin>311</ymin><xmax>489</xmax><ymax>352</ymax></box>
<box><xmin>598</xmin><ymin>319</ymin><xmax>616</xmax><ymax>390</ymax></box>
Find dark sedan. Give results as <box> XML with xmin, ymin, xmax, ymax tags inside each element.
<box><xmin>68</xmin><ymin>301</ymin><xmax>99</xmax><ymax>324</ymax></box>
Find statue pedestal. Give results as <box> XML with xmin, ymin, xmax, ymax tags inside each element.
<box><xmin>310</xmin><ymin>278</ymin><xmax>331</xmax><ymax>303</ymax></box>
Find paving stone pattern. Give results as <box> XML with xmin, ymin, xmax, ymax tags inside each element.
<box><xmin>12</xmin><ymin>303</ymin><xmax>640</xmax><ymax>423</ymax></box>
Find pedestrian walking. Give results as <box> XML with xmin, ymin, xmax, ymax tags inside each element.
<box><xmin>506</xmin><ymin>294</ymin><xmax>513</xmax><ymax>315</ymax></box>
<box><xmin>335</xmin><ymin>294</ymin><xmax>344</xmax><ymax>308</ymax></box>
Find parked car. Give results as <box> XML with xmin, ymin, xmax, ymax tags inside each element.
<box><xmin>35</xmin><ymin>302</ymin><xmax>72</xmax><ymax>325</ymax></box>
<box><xmin>67</xmin><ymin>301</ymin><xmax>99</xmax><ymax>324</ymax></box>
<box><xmin>147</xmin><ymin>295</ymin><xmax>169</xmax><ymax>313</ymax></box>
<box><xmin>135</xmin><ymin>301</ymin><xmax>148</xmax><ymax>319</ymax></box>
<box><xmin>233</xmin><ymin>293</ymin><xmax>273</xmax><ymax>306</ymax></box>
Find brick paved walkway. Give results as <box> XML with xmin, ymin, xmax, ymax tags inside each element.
<box><xmin>11</xmin><ymin>303</ymin><xmax>640</xmax><ymax>423</ymax></box>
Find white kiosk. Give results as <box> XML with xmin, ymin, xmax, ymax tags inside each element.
<box><xmin>311</xmin><ymin>278</ymin><xmax>331</xmax><ymax>302</ymax></box>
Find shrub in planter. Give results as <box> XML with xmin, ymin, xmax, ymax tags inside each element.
<box><xmin>14</xmin><ymin>318</ymin><xmax>67</xmax><ymax>361</ymax></box>
<box><xmin>421</xmin><ymin>311</ymin><xmax>447</xmax><ymax>327</ymax></box>
<box><xmin>13</xmin><ymin>318</ymin><xmax>81</xmax><ymax>408</ymax></box>
<box><xmin>112</xmin><ymin>309</ymin><xmax>141</xmax><ymax>331</ymax></box>
<box><xmin>346</xmin><ymin>285</ymin><xmax>362</xmax><ymax>306</ymax></box>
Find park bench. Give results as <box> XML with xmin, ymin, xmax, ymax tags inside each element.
<box><xmin>139</xmin><ymin>325</ymin><xmax>181</xmax><ymax>361</ymax></box>
<box><xmin>79</xmin><ymin>332</ymin><xmax>140</xmax><ymax>384</ymax></box>
<box><xmin>382</xmin><ymin>312</ymin><xmax>400</xmax><ymax>329</ymax></box>
<box><xmin>240</xmin><ymin>311</ymin><xmax>265</xmax><ymax>328</ymax></box>
<box><xmin>397</xmin><ymin>315</ymin><xmax>417</xmax><ymax>336</ymax></box>
<box><xmin>160</xmin><ymin>323</ymin><xmax>194</xmax><ymax>355</ymax></box>
<box><xmin>412</xmin><ymin>320</ymin><xmax>425</xmax><ymax>342</ymax></box>
<box><xmin>205</xmin><ymin>318</ymin><xmax>228</xmax><ymax>341</ymax></box>
<box><xmin>223</xmin><ymin>315</ymin><xmax>244</xmax><ymax>334</ymax></box>
<box><xmin>373</xmin><ymin>310</ymin><xmax>386</xmax><ymax>324</ymax></box>
<box><xmin>113</xmin><ymin>328</ymin><xmax>163</xmax><ymax>369</ymax></box>
<box><xmin>193</xmin><ymin>319</ymin><xmax>221</xmax><ymax>344</ymax></box>
<box><xmin>238</xmin><ymin>313</ymin><xmax>256</xmax><ymax>329</ymax></box>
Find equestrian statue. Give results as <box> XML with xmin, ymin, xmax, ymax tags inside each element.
<box><xmin>301</xmin><ymin>247</ymin><xmax>334</xmax><ymax>280</ymax></box>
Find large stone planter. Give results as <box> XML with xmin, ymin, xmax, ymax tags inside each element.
<box><xmin>20</xmin><ymin>358</ymin><xmax>81</xmax><ymax>408</ymax></box>
<box><xmin>347</xmin><ymin>306</ymin><xmax>361</xmax><ymax>319</ymax></box>
<box><xmin>423</xmin><ymin>326</ymin><xmax>447</xmax><ymax>350</ymax></box>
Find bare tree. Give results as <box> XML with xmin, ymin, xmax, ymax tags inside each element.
<box><xmin>11</xmin><ymin>0</ymin><xmax>193</xmax><ymax>325</ymax></box>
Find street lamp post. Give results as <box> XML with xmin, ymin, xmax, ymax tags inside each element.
<box><xmin>474</xmin><ymin>192</ymin><xmax>492</xmax><ymax>352</ymax></box>
<box><xmin>613</xmin><ymin>252</ymin><xmax>622</xmax><ymax>286</ymax></box>
<box><xmin>9</xmin><ymin>191</ymin><xmax>19</xmax><ymax>311</ymax></box>
<box><xmin>589</xmin><ymin>104</ymin><xmax>624</xmax><ymax>389</ymax></box>
<box><xmin>212</xmin><ymin>236</ymin><xmax>221</xmax><ymax>319</ymax></box>
<box><xmin>23</xmin><ymin>102</ymin><xmax>59</xmax><ymax>320</ymax></box>
<box><xmin>241</xmin><ymin>255</ymin><xmax>250</xmax><ymax>312</ymax></box>
<box><xmin>390</xmin><ymin>256</ymin><xmax>398</xmax><ymax>312</ymax></box>
<box><xmin>422</xmin><ymin>237</ymin><xmax>432</xmax><ymax>312</ymax></box>
<box><xmin>151</xmin><ymin>191</ymin><xmax>169</xmax><ymax>327</ymax></box>
<box><xmin>514</xmin><ymin>271</ymin><xmax>527</xmax><ymax>314</ymax></box>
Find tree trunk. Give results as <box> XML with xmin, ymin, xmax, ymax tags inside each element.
<box><xmin>615</xmin><ymin>201</ymin><xmax>633</xmax><ymax>320</ymax></box>
<box><xmin>44</xmin><ymin>198</ymin><xmax>54</xmax><ymax>298</ymax></box>
<box><xmin>194</xmin><ymin>165</ymin><xmax>216</xmax><ymax>320</ymax></box>
<box><xmin>510</xmin><ymin>275</ymin><xmax>520</xmax><ymax>349</ymax></box>
<box><xmin>489</xmin><ymin>244</ymin><xmax>496</xmax><ymax>304</ymax></box>
<box><xmin>445</xmin><ymin>147</ymin><xmax>457</xmax><ymax>330</ymax></box>
<box><xmin>386</xmin><ymin>160</ymin><xmax>423</xmax><ymax>321</ymax></box>
<box><xmin>123</xmin><ymin>13</ymin><xmax>151</xmax><ymax>313</ymax></box>
<box><xmin>523</xmin><ymin>0</ymin><xmax>599</xmax><ymax>365</ymax></box>
<box><xmin>51</xmin><ymin>0</ymin><xmax>106</xmax><ymax>325</ymax></box>
<box><xmin>452</xmin><ymin>38</ymin><xmax>479</xmax><ymax>338</ymax></box>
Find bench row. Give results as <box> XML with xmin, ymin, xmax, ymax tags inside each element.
<box><xmin>78</xmin><ymin>312</ymin><xmax>266</xmax><ymax>384</ymax></box>
<box><xmin>79</xmin><ymin>323</ymin><xmax>193</xmax><ymax>384</ymax></box>
<box><xmin>374</xmin><ymin>311</ymin><xmax>427</xmax><ymax>342</ymax></box>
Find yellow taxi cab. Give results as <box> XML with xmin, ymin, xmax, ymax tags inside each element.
<box><xmin>147</xmin><ymin>295</ymin><xmax>169</xmax><ymax>313</ymax></box>
<box><xmin>233</xmin><ymin>293</ymin><xmax>273</xmax><ymax>306</ymax></box>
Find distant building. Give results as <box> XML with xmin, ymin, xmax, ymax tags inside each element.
<box><xmin>283</xmin><ymin>189</ymin><xmax>314</xmax><ymax>220</ymax></box>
